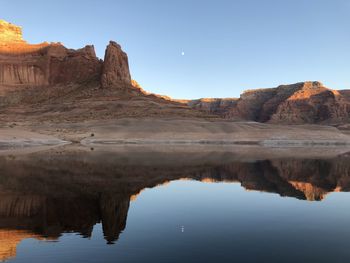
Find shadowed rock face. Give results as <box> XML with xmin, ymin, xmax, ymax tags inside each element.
<box><xmin>101</xmin><ymin>41</ymin><xmax>131</xmax><ymax>88</ymax></box>
<box><xmin>188</xmin><ymin>98</ymin><xmax>238</xmax><ymax>116</ymax></box>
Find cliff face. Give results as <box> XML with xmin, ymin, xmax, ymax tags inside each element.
<box><xmin>188</xmin><ymin>82</ymin><xmax>350</xmax><ymax>124</ymax></box>
<box><xmin>0</xmin><ymin>20</ymin><xmax>103</xmax><ymax>87</ymax></box>
<box><xmin>0</xmin><ymin>20</ymin><xmax>133</xmax><ymax>88</ymax></box>
<box><xmin>0</xmin><ymin>44</ymin><xmax>102</xmax><ymax>86</ymax></box>
<box><xmin>188</xmin><ymin>98</ymin><xmax>238</xmax><ymax>115</ymax></box>
<box><xmin>270</xmin><ymin>82</ymin><xmax>350</xmax><ymax>123</ymax></box>
<box><xmin>101</xmin><ymin>41</ymin><xmax>131</xmax><ymax>88</ymax></box>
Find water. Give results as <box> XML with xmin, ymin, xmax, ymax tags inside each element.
<box><xmin>1</xmin><ymin>146</ymin><xmax>350</xmax><ymax>262</ymax></box>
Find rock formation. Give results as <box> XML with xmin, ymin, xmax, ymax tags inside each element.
<box><xmin>0</xmin><ymin>19</ymin><xmax>204</xmax><ymax>122</ymax></box>
<box><xmin>188</xmin><ymin>98</ymin><xmax>238</xmax><ymax>115</ymax></box>
<box><xmin>0</xmin><ymin>20</ymin><xmax>135</xmax><ymax>89</ymax></box>
<box><xmin>0</xmin><ymin>20</ymin><xmax>102</xmax><ymax>87</ymax></box>
<box><xmin>0</xmin><ymin>20</ymin><xmax>24</xmax><ymax>44</ymax></box>
<box><xmin>101</xmin><ymin>41</ymin><xmax>131</xmax><ymax>88</ymax></box>
<box><xmin>0</xmin><ymin>230</ymin><xmax>41</xmax><ymax>261</ymax></box>
<box><xmin>188</xmin><ymin>81</ymin><xmax>350</xmax><ymax>124</ymax></box>
<box><xmin>0</xmin><ymin>20</ymin><xmax>136</xmax><ymax>90</ymax></box>
<box><xmin>1</xmin><ymin>19</ymin><xmax>350</xmax><ymax>125</ymax></box>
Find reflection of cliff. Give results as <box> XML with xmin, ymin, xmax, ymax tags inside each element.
<box><xmin>0</xmin><ymin>194</ymin><xmax>130</xmax><ymax>243</ymax></box>
<box><xmin>0</xmin><ymin>230</ymin><xmax>41</xmax><ymax>261</ymax></box>
<box><xmin>100</xmin><ymin>194</ymin><xmax>130</xmax><ymax>244</ymax></box>
<box><xmin>0</xmin><ymin>150</ymin><xmax>350</xmax><ymax>256</ymax></box>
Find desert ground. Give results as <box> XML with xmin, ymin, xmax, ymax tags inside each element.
<box><xmin>2</xmin><ymin>118</ymin><xmax>350</xmax><ymax>157</ymax></box>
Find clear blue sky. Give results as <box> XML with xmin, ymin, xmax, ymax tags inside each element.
<box><xmin>2</xmin><ymin>0</ymin><xmax>350</xmax><ymax>99</ymax></box>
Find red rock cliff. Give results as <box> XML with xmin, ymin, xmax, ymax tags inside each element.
<box><xmin>0</xmin><ymin>20</ymin><xmax>124</xmax><ymax>87</ymax></box>
<box><xmin>101</xmin><ymin>41</ymin><xmax>131</xmax><ymax>88</ymax></box>
<box><xmin>189</xmin><ymin>82</ymin><xmax>350</xmax><ymax>124</ymax></box>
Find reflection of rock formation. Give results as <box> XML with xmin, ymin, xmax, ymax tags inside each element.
<box><xmin>100</xmin><ymin>194</ymin><xmax>130</xmax><ymax>244</ymax></box>
<box><xmin>0</xmin><ymin>230</ymin><xmax>41</xmax><ymax>261</ymax></box>
<box><xmin>288</xmin><ymin>182</ymin><xmax>328</xmax><ymax>201</ymax></box>
<box><xmin>0</xmin><ymin>194</ymin><xmax>130</xmax><ymax>242</ymax></box>
<box><xmin>0</xmin><ymin>150</ymin><xmax>350</xmax><ymax>258</ymax></box>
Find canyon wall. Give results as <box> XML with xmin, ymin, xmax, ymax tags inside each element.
<box><xmin>0</xmin><ymin>20</ymin><xmax>131</xmax><ymax>88</ymax></box>
<box><xmin>189</xmin><ymin>82</ymin><xmax>350</xmax><ymax>124</ymax></box>
<box><xmin>0</xmin><ymin>43</ymin><xmax>102</xmax><ymax>86</ymax></box>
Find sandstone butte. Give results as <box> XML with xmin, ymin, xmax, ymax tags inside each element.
<box><xmin>1</xmin><ymin>19</ymin><xmax>350</xmax><ymax>125</ymax></box>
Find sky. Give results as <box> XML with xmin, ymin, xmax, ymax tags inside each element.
<box><xmin>2</xmin><ymin>0</ymin><xmax>350</xmax><ymax>99</ymax></box>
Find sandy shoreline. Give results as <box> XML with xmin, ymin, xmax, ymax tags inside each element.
<box><xmin>2</xmin><ymin>118</ymin><xmax>350</xmax><ymax>151</ymax></box>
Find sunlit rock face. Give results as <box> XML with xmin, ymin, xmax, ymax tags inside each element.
<box><xmin>243</xmin><ymin>81</ymin><xmax>350</xmax><ymax>124</ymax></box>
<box><xmin>0</xmin><ymin>20</ymin><xmax>24</xmax><ymax>44</ymax></box>
<box><xmin>188</xmin><ymin>81</ymin><xmax>350</xmax><ymax>124</ymax></box>
<box><xmin>270</xmin><ymin>82</ymin><xmax>350</xmax><ymax>124</ymax></box>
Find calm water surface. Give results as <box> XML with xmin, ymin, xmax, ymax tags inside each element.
<box><xmin>1</xmin><ymin>147</ymin><xmax>350</xmax><ymax>262</ymax></box>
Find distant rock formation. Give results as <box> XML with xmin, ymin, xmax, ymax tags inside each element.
<box><xmin>188</xmin><ymin>98</ymin><xmax>238</xmax><ymax>115</ymax></box>
<box><xmin>188</xmin><ymin>82</ymin><xmax>350</xmax><ymax>124</ymax></box>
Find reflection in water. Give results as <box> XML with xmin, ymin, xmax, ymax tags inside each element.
<box><xmin>0</xmin><ymin>230</ymin><xmax>40</xmax><ymax>261</ymax></box>
<box><xmin>0</xmin><ymin>147</ymin><xmax>350</xmax><ymax>261</ymax></box>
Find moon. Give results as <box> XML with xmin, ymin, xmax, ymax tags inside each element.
<box><xmin>181</xmin><ymin>51</ymin><xmax>185</xmax><ymax>56</ymax></box>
